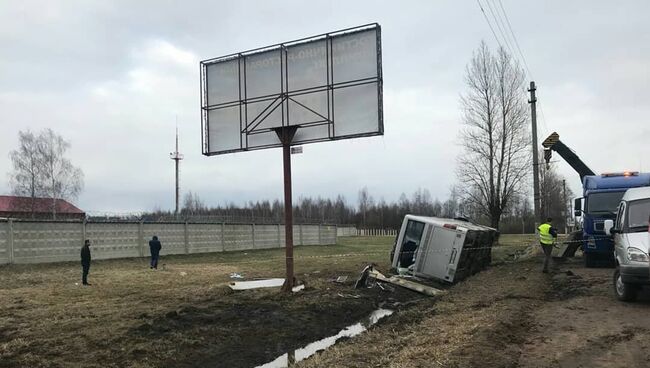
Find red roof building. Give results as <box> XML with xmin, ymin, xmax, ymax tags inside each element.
<box><xmin>0</xmin><ymin>195</ymin><xmax>85</xmax><ymax>220</ymax></box>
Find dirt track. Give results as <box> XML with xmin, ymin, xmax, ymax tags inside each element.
<box><xmin>298</xmin><ymin>256</ymin><xmax>650</xmax><ymax>368</ymax></box>
<box><xmin>517</xmin><ymin>259</ymin><xmax>650</xmax><ymax>368</ymax></box>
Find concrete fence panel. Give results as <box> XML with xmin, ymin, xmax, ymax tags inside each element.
<box><xmin>86</xmin><ymin>222</ymin><xmax>140</xmax><ymax>260</ymax></box>
<box><xmin>278</xmin><ymin>225</ymin><xmax>303</xmax><ymax>247</ymax></box>
<box><xmin>0</xmin><ymin>221</ymin><xmax>9</xmax><ymax>264</ymax></box>
<box><xmin>301</xmin><ymin>225</ymin><xmax>320</xmax><ymax>246</ymax></box>
<box><xmin>320</xmin><ymin>225</ymin><xmax>337</xmax><ymax>245</ymax></box>
<box><xmin>143</xmin><ymin>223</ymin><xmax>186</xmax><ymax>256</ymax></box>
<box><xmin>187</xmin><ymin>223</ymin><xmax>223</xmax><ymax>254</ymax></box>
<box><xmin>254</xmin><ymin>224</ymin><xmax>281</xmax><ymax>249</ymax></box>
<box><xmin>224</xmin><ymin>224</ymin><xmax>254</xmax><ymax>252</ymax></box>
<box><xmin>12</xmin><ymin>222</ymin><xmax>84</xmax><ymax>264</ymax></box>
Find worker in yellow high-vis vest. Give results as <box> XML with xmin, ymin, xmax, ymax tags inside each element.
<box><xmin>538</xmin><ymin>217</ymin><xmax>558</xmax><ymax>273</ymax></box>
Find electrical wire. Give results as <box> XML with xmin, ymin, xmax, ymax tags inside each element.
<box><xmin>476</xmin><ymin>0</ymin><xmax>506</xmax><ymax>50</ymax></box>
<box><xmin>485</xmin><ymin>0</ymin><xmax>517</xmax><ymax>58</ymax></box>
<box><xmin>485</xmin><ymin>0</ymin><xmax>551</xmax><ymax>136</ymax></box>
<box><xmin>495</xmin><ymin>0</ymin><xmax>534</xmax><ymax>79</ymax></box>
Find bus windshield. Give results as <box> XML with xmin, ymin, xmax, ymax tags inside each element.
<box><xmin>587</xmin><ymin>191</ymin><xmax>625</xmax><ymax>214</ymax></box>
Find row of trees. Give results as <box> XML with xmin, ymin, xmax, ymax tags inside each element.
<box><xmin>8</xmin><ymin>129</ymin><xmax>84</xmax><ymax>219</ymax></box>
<box><xmin>142</xmin><ymin>168</ymin><xmax>571</xmax><ymax>233</ymax></box>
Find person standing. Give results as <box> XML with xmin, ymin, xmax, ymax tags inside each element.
<box><xmin>149</xmin><ymin>235</ymin><xmax>162</xmax><ymax>269</ymax></box>
<box><xmin>81</xmin><ymin>239</ymin><xmax>92</xmax><ymax>285</ymax></box>
<box><xmin>538</xmin><ymin>217</ymin><xmax>558</xmax><ymax>273</ymax></box>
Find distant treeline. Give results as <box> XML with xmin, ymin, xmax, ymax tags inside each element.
<box><xmin>136</xmin><ymin>185</ymin><xmax>572</xmax><ymax>234</ymax></box>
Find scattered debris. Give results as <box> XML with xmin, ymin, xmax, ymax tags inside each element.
<box><xmin>229</xmin><ymin>273</ymin><xmax>244</xmax><ymax>279</ymax></box>
<box><xmin>179</xmin><ymin>271</ymin><xmax>187</xmax><ymax>277</ymax></box>
<box><xmin>329</xmin><ymin>275</ymin><xmax>349</xmax><ymax>283</ymax></box>
<box><xmin>354</xmin><ymin>265</ymin><xmax>373</xmax><ymax>289</ymax></box>
<box><xmin>337</xmin><ymin>293</ymin><xmax>362</xmax><ymax>299</ymax></box>
<box><xmin>355</xmin><ymin>265</ymin><xmax>445</xmax><ymax>297</ymax></box>
<box><xmin>229</xmin><ymin>278</ymin><xmax>306</xmax><ymax>292</ymax></box>
<box><xmin>229</xmin><ymin>278</ymin><xmax>285</xmax><ymax>290</ymax></box>
<box><xmin>377</xmin><ymin>283</ymin><xmax>395</xmax><ymax>292</ymax></box>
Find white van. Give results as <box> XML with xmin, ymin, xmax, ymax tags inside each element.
<box><xmin>604</xmin><ymin>187</ymin><xmax>650</xmax><ymax>301</ymax></box>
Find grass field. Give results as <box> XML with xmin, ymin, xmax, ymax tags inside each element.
<box><xmin>0</xmin><ymin>234</ymin><xmax>538</xmax><ymax>367</ymax></box>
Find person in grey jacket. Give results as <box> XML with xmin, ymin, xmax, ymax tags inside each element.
<box><xmin>149</xmin><ymin>235</ymin><xmax>162</xmax><ymax>269</ymax></box>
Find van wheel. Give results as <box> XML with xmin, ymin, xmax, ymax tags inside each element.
<box><xmin>613</xmin><ymin>268</ymin><xmax>637</xmax><ymax>302</ymax></box>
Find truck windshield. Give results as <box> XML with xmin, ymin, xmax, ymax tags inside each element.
<box><xmin>626</xmin><ymin>198</ymin><xmax>650</xmax><ymax>230</ymax></box>
<box><xmin>587</xmin><ymin>191</ymin><xmax>625</xmax><ymax>214</ymax></box>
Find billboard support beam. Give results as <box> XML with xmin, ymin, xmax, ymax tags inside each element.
<box><xmin>274</xmin><ymin>125</ymin><xmax>298</xmax><ymax>292</ymax></box>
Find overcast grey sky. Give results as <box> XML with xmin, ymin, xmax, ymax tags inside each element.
<box><xmin>1</xmin><ymin>0</ymin><xmax>649</xmax><ymax>214</ymax></box>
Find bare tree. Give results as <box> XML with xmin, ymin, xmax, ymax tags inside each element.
<box><xmin>539</xmin><ymin>156</ymin><xmax>574</xmax><ymax>232</ymax></box>
<box><xmin>457</xmin><ymin>41</ymin><xmax>530</xmax><ymax>229</ymax></box>
<box><xmin>357</xmin><ymin>186</ymin><xmax>374</xmax><ymax>229</ymax></box>
<box><xmin>182</xmin><ymin>191</ymin><xmax>206</xmax><ymax>217</ymax></box>
<box><xmin>37</xmin><ymin>129</ymin><xmax>84</xmax><ymax>219</ymax></box>
<box><xmin>8</xmin><ymin>129</ymin><xmax>84</xmax><ymax>219</ymax></box>
<box><xmin>8</xmin><ymin>130</ymin><xmax>45</xmax><ymax>217</ymax></box>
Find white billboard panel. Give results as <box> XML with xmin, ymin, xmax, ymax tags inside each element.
<box><xmin>200</xmin><ymin>24</ymin><xmax>383</xmax><ymax>155</ymax></box>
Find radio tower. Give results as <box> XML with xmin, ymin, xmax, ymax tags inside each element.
<box><xmin>170</xmin><ymin>124</ymin><xmax>184</xmax><ymax>219</ymax></box>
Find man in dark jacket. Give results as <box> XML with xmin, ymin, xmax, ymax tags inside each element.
<box><xmin>81</xmin><ymin>239</ymin><xmax>92</xmax><ymax>285</ymax></box>
<box><xmin>149</xmin><ymin>235</ymin><xmax>162</xmax><ymax>269</ymax></box>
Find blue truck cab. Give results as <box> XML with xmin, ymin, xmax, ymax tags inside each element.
<box><xmin>576</xmin><ymin>172</ymin><xmax>650</xmax><ymax>267</ymax></box>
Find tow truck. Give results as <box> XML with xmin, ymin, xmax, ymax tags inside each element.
<box><xmin>542</xmin><ymin>132</ymin><xmax>650</xmax><ymax>267</ymax></box>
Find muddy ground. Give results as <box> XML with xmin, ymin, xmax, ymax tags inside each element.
<box><xmin>0</xmin><ymin>237</ymin><xmax>421</xmax><ymax>368</ymax></box>
<box><xmin>2</xmin><ymin>235</ymin><xmax>650</xmax><ymax>368</ymax></box>
<box><xmin>298</xmin><ymin>257</ymin><xmax>650</xmax><ymax>368</ymax></box>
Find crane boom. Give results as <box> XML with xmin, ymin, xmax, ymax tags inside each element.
<box><xmin>542</xmin><ymin>132</ymin><xmax>595</xmax><ymax>180</ymax></box>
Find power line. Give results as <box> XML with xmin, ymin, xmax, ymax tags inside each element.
<box><xmin>476</xmin><ymin>0</ymin><xmax>505</xmax><ymax>49</ymax></box>
<box><xmin>493</xmin><ymin>0</ymin><xmax>550</xmax><ymax>136</ymax></box>
<box><xmin>484</xmin><ymin>0</ymin><xmax>517</xmax><ymax>57</ymax></box>
<box><xmin>496</xmin><ymin>0</ymin><xmax>534</xmax><ymax>79</ymax></box>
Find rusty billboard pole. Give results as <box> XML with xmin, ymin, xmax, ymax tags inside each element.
<box><xmin>275</xmin><ymin>126</ymin><xmax>298</xmax><ymax>291</ymax></box>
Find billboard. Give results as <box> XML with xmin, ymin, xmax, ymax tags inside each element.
<box><xmin>200</xmin><ymin>24</ymin><xmax>383</xmax><ymax>155</ymax></box>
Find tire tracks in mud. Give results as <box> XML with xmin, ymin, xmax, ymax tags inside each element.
<box><xmin>436</xmin><ymin>261</ymin><xmax>595</xmax><ymax>368</ymax></box>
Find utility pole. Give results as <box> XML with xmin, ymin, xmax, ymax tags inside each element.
<box><xmin>563</xmin><ymin>179</ymin><xmax>568</xmax><ymax>234</ymax></box>
<box><xmin>529</xmin><ymin>81</ymin><xmax>542</xmax><ymax>226</ymax></box>
<box><xmin>170</xmin><ymin>125</ymin><xmax>184</xmax><ymax>219</ymax></box>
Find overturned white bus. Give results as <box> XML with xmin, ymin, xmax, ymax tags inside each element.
<box><xmin>390</xmin><ymin>215</ymin><xmax>499</xmax><ymax>283</ymax></box>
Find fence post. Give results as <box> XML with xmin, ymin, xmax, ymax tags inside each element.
<box><xmin>221</xmin><ymin>223</ymin><xmax>226</xmax><ymax>252</ymax></box>
<box><xmin>318</xmin><ymin>224</ymin><xmax>322</xmax><ymax>245</ymax></box>
<box><xmin>138</xmin><ymin>221</ymin><xmax>144</xmax><ymax>257</ymax></box>
<box><xmin>251</xmin><ymin>223</ymin><xmax>256</xmax><ymax>249</ymax></box>
<box><xmin>7</xmin><ymin>219</ymin><xmax>14</xmax><ymax>264</ymax></box>
<box><xmin>184</xmin><ymin>221</ymin><xmax>189</xmax><ymax>254</ymax></box>
<box><xmin>277</xmin><ymin>224</ymin><xmax>282</xmax><ymax>248</ymax></box>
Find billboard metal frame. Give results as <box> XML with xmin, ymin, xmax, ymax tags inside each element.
<box><xmin>199</xmin><ymin>24</ymin><xmax>383</xmax><ymax>292</ymax></box>
<box><xmin>200</xmin><ymin>23</ymin><xmax>383</xmax><ymax>156</ymax></box>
